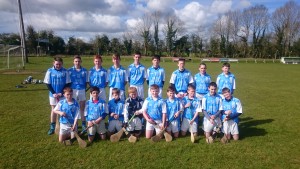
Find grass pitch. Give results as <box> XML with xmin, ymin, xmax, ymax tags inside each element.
<box><xmin>0</xmin><ymin>56</ymin><xmax>299</xmax><ymax>168</ymax></box>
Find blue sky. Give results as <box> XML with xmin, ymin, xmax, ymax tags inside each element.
<box><xmin>0</xmin><ymin>0</ymin><xmax>296</xmax><ymax>42</ymax></box>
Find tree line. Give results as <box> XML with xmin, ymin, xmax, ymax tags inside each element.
<box><xmin>0</xmin><ymin>0</ymin><xmax>300</xmax><ymax>61</ymax></box>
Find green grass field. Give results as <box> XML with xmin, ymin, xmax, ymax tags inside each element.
<box><xmin>0</xmin><ymin>57</ymin><xmax>299</xmax><ymax>168</ymax></box>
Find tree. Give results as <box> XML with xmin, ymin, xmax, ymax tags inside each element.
<box><xmin>25</xmin><ymin>25</ymin><xmax>37</xmax><ymax>54</ymax></box>
<box><xmin>135</xmin><ymin>14</ymin><xmax>152</xmax><ymax>55</ymax></box>
<box><xmin>152</xmin><ymin>11</ymin><xmax>161</xmax><ymax>54</ymax></box>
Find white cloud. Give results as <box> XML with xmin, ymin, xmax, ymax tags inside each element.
<box><xmin>147</xmin><ymin>0</ymin><xmax>178</xmax><ymax>11</ymax></box>
<box><xmin>210</xmin><ymin>0</ymin><xmax>233</xmax><ymax>13</ymax></box>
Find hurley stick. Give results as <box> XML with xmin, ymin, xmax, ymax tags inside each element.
<box><xmin>110</xmin><ymin>114</ymin><xmax>136</xmax><ymax>142</ymax></box>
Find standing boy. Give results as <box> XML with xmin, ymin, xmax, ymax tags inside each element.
<box><xmin>194</xmin><ymin>63</ymin><xmax>211</xmax><ymax>101</ymax></box>
<box><xmin>180</xmin><ymin>84</ymin><xmax>201</xmax><ymax>138</ymax></box>
<box><xmin>169</xmin><ymin>58</ymin><xmax>194</xmax><ymax>99</ymax></box>
<box><xmin>108</xmin><ymin>53</ymin><xmax>128</xmax><ymax>101</ymax></box>
<box><xmin>124</xmin><ymin>87</ymin><xmax>144</xmax><ymax>138</ymax></box>
<box><xmin>88</xmin><ymin>55</ymin><xmax>108</xmax><ymax>100</ymax></box>
<box><xmin>146</xmin><ymin>55</ymin><xmax>165</xmax><ymax>98</ymax></box>
<box><xmin>53</xmin><ymin>87</ymin><xmax>80</xmax><ymax>144</ymax></box>
<box><xmin>68</xmin><ymin>55</ymin><xmax>88</xmax><ymax>131</ymax></box>
<box><xmin>127</xmin><ymin>51</ymin><xmax>146</xmax><ymax>99</ymax></box>
<box><xmin>216</xmin><ymin>62</ymin><xmax>236</xmax><ymax>95</ymax></box>
<box><xmin>107</xmin><ymin>88</ymin><xmax>125</xmax><ymax>137</ymax></box>
<box><xmin>202</xmin><ymin>82</ymin><xmax>223</xmax><ymax>143</ymax></box>
<box><xmin>84</xmin><ymin>87</ymin><xmax>108</xmax><ymax>142</ymax></box>
<box><xmin>221</xmin><ymin>87</ymin><xmax>243</xmax><ymax>142</ymax></box>
<box><xmin>142</xmin><ymin>84</ymin><xmax>166</xmax><ymax>139</ymax></box>
<box><xmin>165</xmin><ymin>86</ymin><xmax>183</xmax><ymax>138</ymax></box>
<box><xmin>44</xmin><ymin>57</ymin><xmax>70</xmax><ymax>135</ymax></box>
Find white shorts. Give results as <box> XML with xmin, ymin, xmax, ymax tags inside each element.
<box><xmin>127</xmin><ymin>117</ymin><xmax>142</xmax><ymax>131</ymax></box>
<box><xmin>148</xmin><ymin>87</ymin><xmax>163</xmax><ymax>98</ymax></box>
<box><xmin>59</xmin><ymin>123</ymin><xmax>76</xmax><ymax>138</ymax></box>
<box><xmin>109</xmin><ymin>88</ymin><xmax>125</xmax><ymax>101</ymax></box>
<box><xmin>166</xmin><ymin>120</ymin><xmax>180</xmax><ymax>133</ymax></box>
<box><xmin>146</xmin><ymin>120</ymin><xmax>163</xmax><ymax>134</ymax></box>
<box><xmin>49</xmin><ymin>96</ymin><xmax>64</xmax><ymax>106</ymax></box>
<box><xmin>108</xmin><ymin>120</ymin><xmax>123</xmax><ymax>133</ymax></box>
<box><xmin>223</xmin><ymin>120</ymin><xmax>239</xmax><ymax>135</ymax></box>
<box><xmin>181</xmin><ymin>118</ymin><xmax>198</xmax><ymax>133</ymax></box>
<box><xmin>202</xmin><ymin>117</ymin><xmax>222</xmax><ymax>133</ymax></box>
<box><xmin>88</xmin><ymin>120</ymin><xmax>106</xmax><ymax>135</ymax></box>
<box><xmin>72</xmin><ymin>89</ymin><xmax>86</xmax><ymax>102</ymax></box>
<box><xmin>90</xmin><ymin>88</ymin><xmax>106</xmax><ymax>101</ymax></box>
<box><xmin>130</xmin><ymin>84</ymin><xmax>144</xmax><ymax>99</ymax></box>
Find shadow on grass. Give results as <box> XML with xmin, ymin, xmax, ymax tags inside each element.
<box><xmin>239</xmin><ymin>118</ymin><xmax>274</xmax><ymax>140</ymax></box>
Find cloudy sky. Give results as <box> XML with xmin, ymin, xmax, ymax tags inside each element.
<box><xmin>0</xmin><ymin>0</ymin><xmax>291</xmax><ymax>42</ymax></box>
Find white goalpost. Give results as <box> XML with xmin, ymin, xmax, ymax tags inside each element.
<box><xmin>0</xmin><ymin>44</ymin><xmax>24</xmax><ymax>71</ymax></box>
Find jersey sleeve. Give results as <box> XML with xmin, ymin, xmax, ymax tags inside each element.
<box><xmin>188</xmin><ymin>73</ymin><xmax>194</xmax><ymax>84</ymax></box>
<box><xmin>145</xmin><ymin>68</ymin><xmax>149</xmax><ymax>80</ymax></box>
<box><xmin>161</xmin><ymin>101</ymin><xmax>167</xmax><ymax>114</ymax></box>
<box><xmin>196</xmin><ymin>100</ymin><xmax>202</xmax><ymax>112</ymax></box>
<box><xmin>53</xmin><ymin>101</ymin><xmax>62</xmax><ymax>111</ymax></box>
<box><xmin>141</xmin><ymin>99</ymin><xmax>149</xmax><ymax>112</ymax></box>
<box><xmin>236</xmin><ymin>99</ymin><xmax>242</xmax><ymax>114</ymax></box>
<box><xmin>169</xmin><ymin>72</ymin><xmax>176</xmax><ymax>83</ymax></box>
<box><xmin>43</xmin><ymin>70</ymin><xmax>51</xmax><ymax>84</ymax></box>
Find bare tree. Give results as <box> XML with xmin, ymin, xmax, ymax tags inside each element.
<box><xmin>151</xmin><ymin>11</ymin><xmax>161</xmax><ymax>54</ymax></box>
<box><xmin>272</xmin><ymin>0</ymin><xmax>300</xmax><ymax>57</ymax></box>
<box><xmin>135</xmin><ymin>13</ymin><xmax>152</xmax><ymax>55</ymax></box>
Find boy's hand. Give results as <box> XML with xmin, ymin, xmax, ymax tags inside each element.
<box><xmin>60</xmin><ymin>112</ymin><xmax>66</xmax><ymax>117</ymax></box>
<box><xmin>176</xmin><ymin>93</ymin><xmax>183</xmax><ymax>99</ymax></box>
<box><xmin>189</xmin><ymin>119</ymin><xmax>194</xmax><ymax>125</ymax></box>
<box><xmin>210</xmin><ymin>115</ymin><xmax>216</xmax><ymax>120</ymax></box>
<box><xmin>110</xmin><ymin>113</ymin><xmax>115</xmax><ymax>117</ymax></box>
<box><xmin>87</xmin><ymin>121</ymin><xmax>94</xmax><ymax>127</ymax></box>
<box><xmin>224</xmin><ymin>115</ymin><xmax>230</xmax><ymax>121</ymax></box>
<box><xmin>134</xmin><ymin>111</ymin><xmax>140</xmax><ymax>115</ymax></box>
<box><xmin>209</xmin><ymin>118</ymin><xmax>215</xmax><ymax>124</ymax></box>
<box><xmin>185</xmin><ymin>102</ymin><xmax>191</xmax><ymax>108</ymax></box>
<box><xmin>225</xmin><ymin>110</ymin><xmax>232</xmax><ymax>115</ymax></box>
<box><xmin>113</xmin><ymin>114</ymin><xmax>119</xmax><ymax>119</ymax></box>
<box><xmin>174</xmin><ymin>111</ymin><xmax>180</xmax><ymax>118</ymax></box>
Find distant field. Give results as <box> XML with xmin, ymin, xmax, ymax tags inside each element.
<box><xmin>0</xmin><ymin>56</ymin><xmax>299</xmax><ymax>168</ymax></box>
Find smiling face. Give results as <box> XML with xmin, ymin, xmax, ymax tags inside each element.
<box><xmin>91</xmin><ymin>90</ymin><xmax>99</xmax><ymax>100</ymax></box>
<box><xmin>152</xmin><ymin>58</ymin><xmax>160</xmax><ymax>68</ymax></box>
<box><xmin>133</xmin><ymin>54</ymin><xmax>141</xmax><ymax>64</ymax></box>
<box><xmin>208</xmin><ymin>85</ymin><xmax>217</xmax><ymax>96</ymax></box>
<box><xmin>94</xmin><ymin>58</ymin><xmax>102</xmax><ymax>68</ymax></box>
<box><xmin>74</xmin><ymin>58</ymin><xmax>82</xmax><ymax>68</ymax></box>
<box><xmin>199</xmin><ymin>64</ymin><xmax>206</xmax><ymax>74</ymax></box>
<box><xmin>64</xmin><ymin>91</ymin><xmax>73</xmax><ymax>102</ymax></box>
<box><xmin>53</xmin><ymin>60</ymin><xmax>63</xmax><ymax>70</ymax></box>
<box><xmin>178</xmin><ymin>60</ymin><xmax>185</xmax><ymax>71</ymax></box>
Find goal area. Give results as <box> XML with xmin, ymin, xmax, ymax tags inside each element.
<box><xmin>0</xmin><ymin>44</ymin><xmax>24</xmax><ymax>71</ymax></box>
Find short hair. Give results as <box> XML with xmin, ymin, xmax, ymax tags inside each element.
<box><xmin>54</xmin><ymin>57</ymin><xmax>63</xmax><ymax>63</ymax></box>
<box><xmin>90</xmin><ymin>86</ymin><xmax>100</xmax><ymax>93</ymax></box>
<box><xmin>222</xmin><ymin>62</ymin><xmax>230</xmax><ymax>68</ymax></box>
<box><xmin>222</xmin><ymin>87</ymin><xmax>231</xmax><ymax>94</ymax></box>
<box><xmin>94</xmin><ymin>55</ymin><xmax>102</xmax><ymax>62</ymax></box>
<box><xmin>209</xmin><ymin>82</ymin><xmax>217</xmax><ymax>88</ymax></box>
<box><xmin>152</xmin><ymin>55</ymin><xmax>160</xmax><ymax>61</ymax></box>
<box><xmin>63</xmin><ymin>87</ymin><xmax>72</xmax><ymax>93</ymax></box>
<box><xmin>128</xmin><ymin>87</ymin><xmax>137</xmax><ymax>94</ymax></box>
<box><xmin>112</xmin><ymin>53</ymin><xmax>121</xmax><ymax>60</ymax></box>
<box><xmin>112</xmin><ymin>88</ymin><xmax>120</xmax><ymax>95</ymax></box>
<box><xmin>74</xmin><ymin>55</ymin><xmax>81</xmax><ymax>60</ymax></box>
<box><xmin>188</xmin><ymin>84</ymin><xmax>195</xmax><ymax>90</ymax></box>
<box><xmin>199</xmin><ymin>63</ymin><xmax>206</xmax><ymax>67</ymax></box>
<box><xmin>167</xmin><ymin>86</ymin><xmax>175</xmax><ymax>93</ymax></box>
<box><xmin>134</xmin><ymin>51</ymin><xmax>141</xmax><ymax>56</ymax></box>
<box><xmin>178</xmin><ymin>58</ymin><xmax>185</xmax><ymax>62</ymax></box>
<box><xmin>150</xmin><ymin>84</ymin><xmax>159</xmax><ymax>90</ymax></box>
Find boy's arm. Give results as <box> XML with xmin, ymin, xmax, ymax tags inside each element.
<box><xmin>161</xmin><ymin>102</ymin><xmax>167</xmax><ymax>127</ymax></box>
<box><xmin>46</xmin><ymin>84</ymin><xmax>55</xmax><ymax>94</ymax></box>
<box><xmin>123</xmin><ymin>103</ymin><xmax>129</xmax><ymax>123</ymax></box>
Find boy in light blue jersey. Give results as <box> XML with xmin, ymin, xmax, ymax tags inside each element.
<box><xmin>194</xmin><ymin>63</ymin><xmax>211</xmax><ymax>101</ymax></box>
<box><xmin>142</xmin><ymin>84</ymin><xmax>166</xmax><ymax>139</ymax></box>
<box><xmin>146</xmin><ymin>55</ymin><xmax>165</xmax><ymax>98</ymax></box>
<box><xmin>84</xmin><ymin>87</ymin><xmax>108</xmax><ymax>143</ymax></box>
<box><xmin>181</xmin><ymin>84</ymin><xmax>201</xmax><ymax>138</ymax></box>
<box><xmin>216</xmin><ymin>62</ymin><xmax>236</xmax><ymax>95</ymax></box>
<box><xmin>107</xmin><ymin>88</ymin><xmax>125</xmax><ymax>137</ymax></box>
<box><xmin>128</xmin><ymin>51</ymin><xmax>146</xmax><ymax>99</ymax></box>
<box><xmin>88</xmin><ymin>55</ymin><xmax>108</xmax><ymax>101</ymax></box>
<box><xmin>165</xmin><ymin>86</ymin><xmax>183</xmax><ymax>138</ymax></box>
<box><xmin>108</xmin><ymin>53</ymin><xmax>128</xmax><ymax>101</ymax></box>
<box><xmin>68</xmin><ymin>55</ymin><xmax>88</xmax><ymax>131</ymax></box>
<box><xmin>44</xmin><ymin>57</ymin><xmax>71</xmax><ymax>135</ymax></box>
<box><xmin>53</xmin><ymin>87</ymin><xmax>80</xmax><ymax>144</ymax></box>
<box><xmin>221</xmin><ymin>87</ymin><xmax>243</xmax><ymax>142</ymax></box>
<box><xmin>202</xmin><ymin>82</ymin><xmax>223</xmax><ymax>144</ymax></box>
<box><xmin>169</xmin><ymin>58</ymin><xmax>194</xmax><ymax>99</ymax></box>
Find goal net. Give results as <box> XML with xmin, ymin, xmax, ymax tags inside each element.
<box><xmin>0</xmin><ymin>44</ymin><xmax>24</xmax><ymax>71</ymax></box>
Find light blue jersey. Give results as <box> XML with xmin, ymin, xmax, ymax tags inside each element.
<box><xmin>194</xmin><ymin>73</ymin><xmax>211</xmax><ymax>94</ymax></box>
<box><xmin>57</xmin><ymin>99</ymin><xmax>80</xmax><ymax>124</ymax></box>
<box><xmin>44</xmin><ymin>67</ymin><xmax>70</xmax><ymax>97</ymax></box>
<box><xmin>68</xmin><ymin>66</ymin><xmax>88</xmax><ymax>90</ymax></box>
<box><xmin>128</xmin><ymin>63</ymin><xmax>146</xmax><ymax>85</ymax></box>
<box><xmin>165</xmin><ymin>98</ymin><xmax>182</xmax><ymax>122</ymax></box>
<box><xmin>143</xmin><ymin>97</ymin><xmax>166</xmax><ymax>121</ymax></box>
<box><xmin>216</xmin><ymin>72</ymin><xmax>236</xmax><ymax>94</ymax></box>
<box><xmin>221</xmin><ymin>97</ymin><xmax>242</xmax><ymax>123</ymax></box>
<box><xmin>169</xmin><ymin>69</ymin><xmax>194</xmax><ymax>93</ymax></box>
<box><xmin>89</xmin><ymin>66</ymin><xmax>107</xmax><ymax>88</ymax></box>
<box><xmin>182</xmin><ymin>96</ymin><xmax>201</xmax><ymax>121</ymax></box>
<box><xmin>108</xmin><ymin>65</ymin><xmax>128</xmax><ymax>91</ymax></box>
<box><xmin>202</xmin><ymin>93</ymin><xmax>223</xmax><ymax>117</ymax></box>
<box><xmin>146</xmin><ymin>66</ymin><xmax>165</xmax><ymax>88</ymax></box>
<box><xmin>108</xmin><ymin>98</ymin><xmax>125</xmax><ymax>122</ymax></box>
<box><xmin>84</xmin><ymin>98</ymin><xmax>108</xmax><ymax>121</ymax></box>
